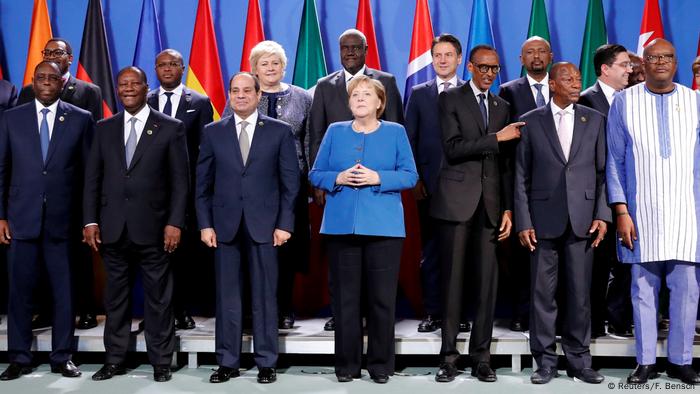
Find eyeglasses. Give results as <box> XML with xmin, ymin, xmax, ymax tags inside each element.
<box><xmin>41</xmin><ymin>49</ymin><xmax>69</xmax><ymax>58</ymax></box>
<box><xmin>473</xmin><ymin>64</ymin><xmax>501</xmax><ymax>74</ymax></box>
<box><xmin>156</xmin><ymin>61</ymin><xmax>183</xmax><ymax>69</ymax></box>
<box><xmin>612</xmin><ymin>61</ymin><xmax>633</xmax><ymax>69</ymax></box>
<box><xmin>645</xmin><ymin>54</ymin><xmax>675</xmax><ymax>64</ymax></box>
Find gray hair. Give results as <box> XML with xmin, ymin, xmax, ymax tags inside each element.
<box><xmin>249</xmin><ymin>40</ymin><xmax>288</xmax><ymax>76</ymax></box>
<box><xmin>339</xmin><ymin>28</ymin><xmax>367</xmax><ymax>47</ymax></box>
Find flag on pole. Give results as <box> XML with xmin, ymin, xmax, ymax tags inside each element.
<box><xmin>292</xmin><ymin>0</ymin><xmax>327</xmax><ymax>89</ymax></box>
<box><xmin>77</xmin><ymin>0</ymin><xmax>117</xmax><ymax>118</ymax></box>
<box><xmin>579</xmin><ymin>0</ymin><xmax>607</xmax><ymax>89</ymax></box>
<box><xmin>693</xmin><ymin>35</ymin><xmax>700</xmax><ymax>90</ymax></box>
<box><xmin>637</xmin><ymin>0</ymin><xmax>664</xmax><ymax>55</ymax></box>
<box><xmin>521</xmin><ymin>0</ymin><xmax>550</xmax><ymax>76</ymax></box>
<box><xmin>185</xmin><ymin>0</ymin><xmax>226</xmax><ymax>120</ymax></box>
<box><xmin>0</xmin><ymin>65</ymin><xmax>4</xmax><ymax>80</ymax></box>
<box><xmin>463</xmin><ymin>0</ymin><xmax>500</xmax><ymax>93</ymax></box>
<box><xmin>403</xmin><ymin>0</ymin><xmax>435</xmax><ymax>106</ymax></box>
<box><xmin>355</xmin><ymin>0</ymin><xmax>381</xmax><ymax>70</ymax></box>
<box><xmin>22</xmin><ymin>0</ymin><xmax>53</xmax><ymax>86</ymax></box>
<box><xmin>240</xmin><ymin>0</ymin><xmax>265</xmax><ymax>72</ymax></box>
<box><xmin>132</xmin><ymin>0</ymin><xmax>162</xmax><ymax>89</ymax></box>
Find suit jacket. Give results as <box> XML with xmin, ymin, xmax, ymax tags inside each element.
<box><xmin>429</xmin><ymin>82</ymin><xmax>512</xmax><ymax>226</ymax></box>
<box><xmin>19</xmin><ymin>75</ymin><xmax>103</xmax><ymax>121</ymax></box>
<box><xmin>196</xmin><ymin>114</ymin><xmax>299</xmax><ymax>244</ymax></box>
<box><xmin>0</xmin><ymin>100</ymin><xmax>93</xmax><ymax>240</ymax></box>
<box><xmin>0</xmin><ymin>80</ymin><xmax>17</xmax><ymax>113</ymax></box>
<box><xmin>309</xmin><ymin>67</ymin><xmax>404</xmax><ymax>165</ymax></box>
<box><xmin>514</xmin><ymin>104</ymin><xmax>611</xmax><ymax>239</ymax></box>
<box><xmin>578</xmin><ymin>81</ymin><xmax>610</xmax><ymax>115</ymax></box>
<box><xmin>404</xmin><ymin>78</ymin><xmax>464</xmax><ymax>195</ymax></box>
<box><xmin>498</xmin><ymin>75</ymin><xmax>542</xmax><ymax>121</ymax></box>
<box><xmin>83</xmin><ymin>107</ymin><xmax>189</xmax><ymax>245</ymax></box>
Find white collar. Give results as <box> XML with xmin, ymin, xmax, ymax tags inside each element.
<box><xmin>124</xmin><ymin>104</ymin><xmax>151</xmax><ymax>124</ymax></box>
<box><xmin>597</xmin><ymin>79</ymin><xmax>618</xmax><ymax>103</ymax></box>
<box><xmin>469</xmin><ymin>79</ymin><xmax>489</xmax><ymax>99</ymax></box>
<box><xmin>233</xmin><ymin>110</ymin><xmax>259</xmax><ymax>127</ymax></box>
<box><xmin>526</xmin><ymin>73</ymin><xmax>548</xmax><ymax>87</ymax></box>
<box><xmin>436</xmin><ymin>75</ymin><xmax>459</xmax><ymax>88</ymax></box>
<box><xmin>344</xmin><ymin>66</ymin><xmax>367</xmax><ymax>82</ymax></box>
<box><xmin>35</xmin><ymin>99</ymin><xmax>60</xmax><ymax>115</ymax></box>
<box><xmin>550</xmin><ymin>101</ymin><xmax>574</xmax><ymax>117</ymax></box>
<box><xmin>159</xmin><ymin>84</ymin><xmax>184</xmax><ymax>96</ymax></box>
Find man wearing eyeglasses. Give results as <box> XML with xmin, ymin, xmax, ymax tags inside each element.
<box><xmin>432</xmin><ymin>44</ymin><xmax>523</xmax><ymax>383</ymax></box>
<box><xmin>607</xmin><ymin>39</ymin><xmax>700</xmax><ymax>386</ymax></box>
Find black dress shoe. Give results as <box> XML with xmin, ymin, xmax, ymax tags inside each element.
<box><xmin>324</xmin><ymin>317</ymin><xmax>335</xmax><ymax>331</ymax></box>
<box><xmin>92</xmin><ymin>364</ymin><xmax>127</xmax><ymax>381</ymax></box>
<box><xmin>568</xmin><ymin>368</ymin><xmax>604</xmax><ymax>384</ymax></box>
<box><xmin>627</xmin><ymin>364</ymin><xmax>659</xmax><ymax>384</ymax></box>
<box><xmin>76</xmin><ymin>313</ymin><xmax>98</xmax><ymax>330</ymax></box>
<box><xmin>666</xmin><ymin>363</ymin><xmax>700</xmax><ymax>385</ymax></box>
<box><xmin>175</xmin><ymin>314</ymin><xmax>196</xmax><ymax>330</ymax></box>
<box><xmin>370</xmin><ymin>373</ymin><xmax>389</xmax><ymax>384</ymax></box>
<box><xmin>510</xmin><ymin>318</ymin><xmax>528</xmax><ymax>332</ymax></box>
<box><xmin>531</xmin><ymin>367</ymin><xmax>558</xmax><ymax>384</ymax></box>
<box><xmin>591</xmin><ymin>326</ymin><xmax>607</xmax><ymax>338</ymax></box>
<box><xmin>31</xmin><ymin>314</ymin><xmax>51</xmax><ymax>330</ymax></box>
<box><xmin>608</xmin><ymin>323</ymin><xmax>634</xmax><ymax>337</ymax></box>
<box><xmin>658</xmin><ymin>319</ymin><xmax>670</xmax><ymax>331</ymax></box>
<box><xmin>459</xmin><ymin>321</ymin><xmax>471</xmax><ymax>332</ymax></box>
<box><xmin>153</xmin><ymin>365</ymin><xmax>172</xmax><ymax>382</ymax></box>
<box><xmin>471</xmin><ymin>362</ymin><xmax>497</xmax><ymax>382</ymax></box>
<box><xmin>209</xmin><ymin>366</ymin><xmax>240</xmax><ymax>383</ymax></box>
<box><xmin>51</xmin><ymin>360</ymin><xmax>82</xmax><ymax>378</ymax></box>
<box><xmin>279</xmin><ymin>313</ymin><xmax>295</xmax><ymax>329</ymax></box>
<box><xmin>257</xmin><ymin>367</ymin><xmax>276</xmax><ymax>383</ymax></box>
<box><xmin>336</xmin><ymin>374</ymin><xmax>353</xmax><ymax>382</ymax></box>
<box><xmin>0</xmin><ymin>363</ymin><xmax>32</xmax><ymax>381</ymax></box>
<box><xmin>417</xmin><ymin>315</ymin><xmax>441</xmax><ymax>333</ymax></box>
<box><xmin>435</xmin><ymin>363</ymin><xmax>458</xmax><ymax>382</ymax></box>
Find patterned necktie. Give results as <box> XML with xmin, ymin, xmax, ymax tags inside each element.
<box><xmin>478</xmin><ymin>93</ymin><xmax>488</xmax><ymax>128</ymax></box>
<box><xmin>125</xmin><ymin>117</ymin><xmax>138</xmax><ymax>167</ymax></box>
<box><xmin>441</xmin><ymin>81</ymin><xmax>452</xmax><ymax>93</ymax></box>
<box><xmin>39</xmin><ymin>108</ymin><xmax>50</xmax><ymax>162</ymax></box>
<box><xmin>534</xmin><ymin>83</ymin><xmax>546</xmax><ymax>107</ymax></box>
<box><xmin>557</xmin><ymin>110</ymin><xmax>572</xmax><ymax>161</ymax></box>
<box><xmin>163</xmin><ymin>92</ymin><xmax>174</xmax><ymax>116</ymax></box>
<box><xmin>239</xmin><ymin>120</ymin><xmax>250</xmax><ymax>164</ymax></box>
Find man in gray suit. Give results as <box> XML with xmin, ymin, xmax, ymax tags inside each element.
<box><xmin>514</xmin><ymin>62</ymin><xmax>610</xmax><ymax>384</ymax></box>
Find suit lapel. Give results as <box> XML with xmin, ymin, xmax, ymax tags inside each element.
<box><xmin>23</xmin><ymin>105</ymin><xmax>44</xmax><ymax>163</ymax></box>
<box><xmin>175</xmin><ymin>87</ymin><xmax>191</xmax><ymax>119</ymax></box>
<box><xmin>61</xmin><ymin>76</ymin><xmax>78</xmax><ymax>103</ymax></box>
<box><xmin>517</xmin><ymin>77</ymin><xmax>538</xmax><ymax>109</ymax></box>
<box><xmin>427</xmin><ymin>80</ymin><xmax>438</xmax><ymax>101</ymax></box>
<box><xmin>127</xmin><ymin>111</ymin><xmax>159</xmax><ymax>171</ymax></box>
<box><xmin>463</xmin><ymin>83</ymin><xmax>486</xmax><ymax>133</ymax></box>
<box><xmin>146</xmin><ymin>90</ymin><xmax>159</xmax><ymax>111</ymax></box>
<box><xmin>486</xmin><ymin>92</ymin><xmax>502</xmax><ymax>133</ymax></box>
<box><xmin>245</xmin><ymin>118</ymin><xmax>265</xmax><ymax>167</ymax></box>
<box><xmin>541</xmin><ymin>105</ymin><xmax>567</xmax><ymax>164</ymax></box>
<box><xmin>594</xmin><ymin>83</ymin><xmax>610</xmax><ymax>113</ymax></box>
<box><xmin>226</xmin><ymin>117</ymin><xmax>245</xmax><ymax>168</ymax></box>
<box><xmin>333</xmin><ymin>71</ymin><xmax>349</xmax><ymax>102</ymax></box>
<box><xmin>568</xmin><ymin>105</ymin><xmax>586</xmax><ymax>161</ymax></box>
<box><xmin>44</xmin><ymin>102</ymin><xmax>69</xmax><ymax>165</ymax></box>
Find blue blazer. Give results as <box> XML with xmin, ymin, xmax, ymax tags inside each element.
<box><xmin>309</xmin><ymin>121</ymin><xmax>417</xmax><ymax>237</ymax></box>
<box><xmin>0</xmin><ymin>100</ymin><xmax>93</xmax><ymax>240</ymax></box>
<box><xmin>0</xmin><ymin>80</ymin><xmax>17</xmax><ymax>113</ymax></box>
<box><xmin>404</xmin><ymin>79</ymin><xmax>464</xmax><ymax>195</ymax></box>
<box><xmin>196</xmin><ymin>113</ymin><xmax>299</xmax><ymax>244</ymax></box>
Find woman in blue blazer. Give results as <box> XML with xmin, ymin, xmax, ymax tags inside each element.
<box><xmin>309</xmin><ymin>75</ymin><xmax>417</xmax><ymax>384</ymax></box>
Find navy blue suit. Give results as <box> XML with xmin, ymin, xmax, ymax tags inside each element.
<box><xmin>404</xmin><ymin>79</ymin><xmax>464</xmax><ymax>319</ymax></box>
<box><xmin>498</xmin><ymin>76</ymin><xmax>542</xmax><ymax>121</ymax></box>
<box><xmin>0</xmin><ymin>100</ymin><xmax>93</xmax><ymax>366</ymax></box>
<box><xmin>196</xmin><ymin>113</ymin><xmax>299</xmax><ymax>369</ymax></box>
<box><xmin>0</xmin><ymin>80</ymin><xmax>17</xmax><ymax>113</ymax></box>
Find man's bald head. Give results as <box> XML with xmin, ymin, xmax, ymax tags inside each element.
<box><xmin>642</xmin><ymin>39</ymin><xmax>677</xmax><ymax>92</ymax></box>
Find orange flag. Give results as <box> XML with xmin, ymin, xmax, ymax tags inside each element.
<box><xmin>23</xmin><ymin>0</ymin><xmax>53</xmax><ymax>85</ymax></box>
<box><xmin>355</xmin><ymin>0</ymin><xmax>381</xmax><ymax>70</ymax></box>
<box><xmin>240</xmin><ymin>0</ymin><xmax>265</xmax><ymax>72</ymax></box>
<box><xmin>185</xmin><ymin>0</ymin><xmax>226</xmax><ymax>120</ymax></box>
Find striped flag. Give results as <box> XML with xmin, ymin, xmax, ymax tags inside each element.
<box><xmin>637</xmin><ymin>0</ymin><xmax>664</xmax><ymax>55</ymax></box>
<box><xmin>185</xmin><ymin>0</ymin><xmax>226</xmax><ymax>120</ymax></box>
<box><xmin>240</xmin><ymin>0</ymin><xmax>265</xmax><ymax>72</ymax></box>
<box><xmin>132</xmin><ymin>0</ymin><xmax>162</xmax><ymax>88</ymax></box>
<box><xmin>463</xmin><ymin>0</ymin><xmax>500</xmax><ymax>93</ymax></box>
<box><xmin>403</xmin><ymin>0</ymin><xmax>435</xmax><ymax>106</ymax></box>
<box><xmin>23</xmin><ymin>0</ymin><xmax>53</xmax><ymax>86</ymax></box>
<box><xmin>355</xmin><ymin>0</ymin><xmax>381</xmax><ymax>70</ymax></box>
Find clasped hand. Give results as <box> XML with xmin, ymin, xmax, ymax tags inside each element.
<box><xmin>336</xmin><ymin>164</ymin><xmax>380</xmax><ymax>187</ymax></box>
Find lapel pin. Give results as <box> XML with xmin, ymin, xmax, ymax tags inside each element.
<box><xmin>581</xmin><ymin>116</ymin><xmax>587</xmax><ymax>123</ymax></box>
<box><xmin>258</xmin><ymin>121</ymin><xmax>264</xmax><ymax>126</ymax></box>
<box><xmin>493</xmin><ymin>101</ymin><xmax>498</xmax><ymax>106</ymax></box>
<box><xmin>67</xmin><ymin>86</ymin><xmax>74</xmax><ymax>91</ymax></box>
<box><xmin>58</xmin><ymin>116</ymin><xmax>65</xmax><ymax>122</ymax></box>
<box><xmin>146</xmin><ymin>129</ymin><xmax>153</xmax><ymax>135</ymax></box>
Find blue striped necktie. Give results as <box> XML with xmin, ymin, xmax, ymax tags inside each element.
<box><xmin>40</xmin><ymin>108</ymin><xmax>50</xmax><ymax>162</ymax></box>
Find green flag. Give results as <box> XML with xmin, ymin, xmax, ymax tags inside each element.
<box><xmin>293</xmin><ymin>0</ymin><xmax>327</xmax><ymax>89</ymax></box>
<box><xmin>521</xmin><ymin>0</ymin><xmax>551</xmax><ymax>76</ymax></box>
<box><xmin>579</xmin><ymin>0</ymin><xmax>608</xmax><ymax>89</ymax></box>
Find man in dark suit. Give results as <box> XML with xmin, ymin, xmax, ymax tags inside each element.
<box><xmin>578</xmin><ymin>44</ymin><xmax>632</xmax><ymax>338</ymax></box>
<box><xmin>405</xmin><ymin>33</ymin><xmax>470</xmax><ymax>334</ymax></box>
<box><xmin>0</xmin><ymin>61</ymin><xmax>93</xmax><ymax>380</ymax></box>
<box><xmin>197</xmin><ymin>72</ymin><xmax>298</xmax><ymax>384</ymax></box>
<box><xmin>498</xmin><ymin>36</ymin><xmax>553</xmax><ymax>332</ymax></box>
<box><xmin>515</xmin><ymin>62</ymin><xmax>610</xmax><ymax>384</ymax></box>
<box><xmin>0</xmin><ymin>80</ymin><xmax>17</xmax><ymax>112</ymax></box>
<box><xmin>84</xmin><ymin>66</ymin><xmax>188</xmax><ymax>383</ymax></box>
<box><xmin>432</xmin><ymin>45</ymin><xmax>523</xmax><ymax>383</ymax></box>
<box><xmin>147</xmin><ymin>48</ymin><xmax>214</xmax><ymax>330</ymax></box>
<box><xmin>308</xmin><ymin>28</ymin><xmax>404</xmax><ymax>331</ymax></box>
<box><xmin>18</xmin><ymin>38</ymin><xmax>104</xmax><ymax>330</ymax></box>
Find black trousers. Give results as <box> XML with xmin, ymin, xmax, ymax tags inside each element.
<box><xmin>529</xmin><ymin>225</ymin><xmax>593</xmax><ymax>371</ymax></box>
<box><xmin>101</xmin><ymin>228</ymin><xmax>174</xmax><ymax>366</ymax></box>
<box><xmin>170</xmin><ymin>225</ymin><xmax>214</xmax><ymax>317</ymax></box>
<box><xmin>326</xmin><ymin>235</ymin><xmax>403</xmax><ymax>377</ymax></box>
<box><xmin>438</xmin><ymin>200</ymin><xmax>498</xmax><ymax>365</ymax></box>
<box><xmin>417</xmin><ymin>196</ymin><xmax>442</xmax><ymax>317</ymax></box>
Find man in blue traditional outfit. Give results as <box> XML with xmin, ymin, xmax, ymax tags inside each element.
<box><xmin>606</xmin><ymin>38</ymin><xmax>700</xmax><ymax>386</ymax></box>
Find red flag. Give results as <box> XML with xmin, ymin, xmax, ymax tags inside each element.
<box><xmin>240</xmin><ymin>0</ymin><xmax>265</xmax><ymax>72</ymax></box>
<box><xmin>76</xmin><ymin>0</ymin><xmax>117</xmax><ymax>118</ymax></box>
<box><xmin>0</xmin><ymin>65</ymin><xmax>3</xmax><ymax>80</ymax></box>
<box><xmin>355</xmin><ymin>0</ymin><xmax>381</xmax><ymax>70</ymax></box>
<box><xmin>693</xmin><ymin>35</ymin><xmax>700</xmax><ymax>90</ymax></box>
<box><xmin>636</xmin><ymin>0</ymin><xmax>664</xmax><ymax>55</ymax></box>
<box><xmin>23</xmin><ymin>0</ymin><xmax>53</xmax><ymax>86</ymax></box>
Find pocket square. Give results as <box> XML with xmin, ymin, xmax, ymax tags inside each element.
<box><xmin>186</xmin><ymin>109</ymin><xmax>196</xmax><ymax>113</ymax></box>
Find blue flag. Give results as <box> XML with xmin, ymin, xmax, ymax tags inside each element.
<box><xmin>463</xmin><ymin>0</ymin><xmax>500</xmax><ymax>93</ymax></box>
<box><xmin>133</xmin><ymin>0</ymin><xmax>163</xmax><ymax>89</ymax></box>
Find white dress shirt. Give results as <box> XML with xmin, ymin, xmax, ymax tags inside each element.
<box><xmin>469</xmin><ymin>79</ymin><xmax>489</xmax><ymax>119</ymax></box>
<box><xmin>233</xmin><ymin>111</ymin><xmax>259</xmax><ymax>144</ymax></box>
<box><xmin>437</xmin><ymin>75</ymin><xmax>459</xmax><ymax>94</ymax></box>
<box><xmin>526</xmin><ymin>73</ymin><xmax>550</xmax><ymax>103</ymax></box>
<box><xmin>597</xmin><ymin>79</ymin><xmax>618</xmax><ymax>105</ymax></box>
<box><xmin>35</xmin><ymin>99</ymin><xmax>59</xmax><ymax>139</ymax></box>
<box><xmin>158</xmin><ymin>84</ymin><xmax>184</xmax><ymax>116</ymax></box>
<box><xmin>344</xmin><ymin>66</ymin><xmax>367</xmax><ymax>88</ymax></box>
<box><xmin>123</xmin><ymin>105</ymin><xmax>151</xmax><ymax>145</ymax></box>
<box><xmin>551</xmin><ymin>101</ymin><xmax>574</xmax><ymax>160</ymax></box>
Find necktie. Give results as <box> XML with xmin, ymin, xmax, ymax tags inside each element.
<box><xmin>39</xmin><ymin>108</ymin><xmax>50</xmax><ymax>162</ymax></box>
<box><xmin>478</xmin><ymin>93</ymin><xmax>488</xmax><ymax>128</ymax></box>
<box><xmin>163</xmin><ymin>92</ymin><xmax>174</xmax><ymax>116</ymax></box>
<box><xmin>557</xmin><ymin>110</ymin><xmax>572</xmax><ymax>161</ymax></box>
<box><xmin>534</xmin><ymin>83</ymin><xmax>546</xmax><ymax>107</ymax></box>
<box><xmin>239</xmin><ymin>120</ymin><xmax>250</xmax><ymax>164</ymax></box>
<box><xmin>441</xmin><ymin>81</ymin><xmax>452</xmax><ymax>93</ymax></box>
<box><xmin>125</xmin><ymin>118</ymin><xmax>138</xmax><ymax>167</ymax></box>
